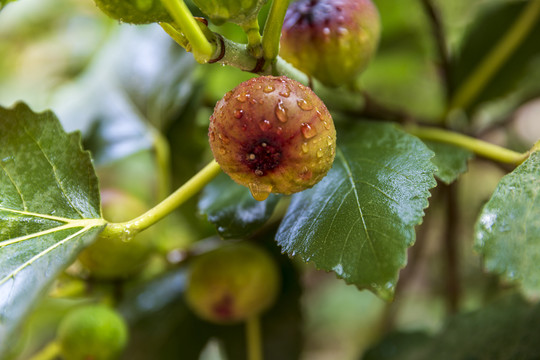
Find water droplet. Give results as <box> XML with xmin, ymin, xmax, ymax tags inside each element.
<box><xmin>276</xmin><ymin>126</ymin><xmax>283</xmax><ymax>135</ymax></box>
<box><xmin>275</xmin><ymin>99</ymin><xmax>288</xmax><ymax>123</ymax></box>
<box><xmin>322</xmin><ymin>120</ymin><xmax>331</xmax><ymax>130</ymax></box>
<box><xmin>248</xmin><ymin>182</ymin><xmax>272</xmax><ymax>201</ymax></box>
<box><xmin>259</xmin><ymin>119</ymin><xmax>272</xmax><ymax>131</ymax></box>
<box><xmin>317</xmin><ymin>148</ymin><xmax>324</xmax><ymax>158</ymax></box>
<box><xmin>249</xmin><ymin>98</ymin><xmax>258</xmax><ymax>105</ymax></box>
<box><xmin>261</xmin><ymin>142</ymin><xmax>267</xmax><ymax>147</ymax></box>
<box><xmin>300</xmin><ymin>166</ymin><xmax>312</xmax><ymax>180</ymax></box>
<box><xmin>279</xmin><ymin>86</ymin><xmax>291</xmax><ymax>97</ymax></box>
<box><xmin>297</xmin><ymin>99</ymin><xmax>313</xmax><ymax>111</ymax></box>
<box><xmin>247</xmin><ymin>153</ymin><xmax>256</xmax><ymax>160</ymax></box>
<box><xmin>236</xmin><ymin>93</ymin><xmax>249</xmax><ymax>103</ymax></box>
<box><xmin>301</xmin><ymin>123</ymin><xmax>317</xmax><ymax>139</ymax></box>
<box><xmin>234</xmin><ymin>109</ymin><xmax>244</xmax><ymax>119</ymax></box>
<box><xmin>219</xmin><ymin>147</ymin><xmax>227</xmax><ymax>155</ymax></box>
<box><xmin>254</xmin><ymin>169</ymin><xmax>264</xmax><ymax>176</ymax></box>
<box><xmin>209</xmin><ymin>131</ymin><xmax>216</xmax><ymax>141</ymax></box>
<box><xmin>323</xmin><ymin>27</ymin><xmax>331</xmax><ymax>36</ymax></box>
<box><xmin>337</xmin><ymin>27</ymin><xmax>348</xmax><ymax>36</ymax></box>
<box><xmin>263</xmin><ymin>85</ymin><xmax>275</xmax><ymax>93</ymax></box>
<box><xmin>218</xmin><ymin>133</ymin><xmax>230</xmax><ymax>144</ymax></box>
<box><xmin>302</xmin><ymin>142</ymin><xmax>309</xmax><ymax>153</ymax></box>
<box><xmin>327</xmin><ymin>135</ymin><xmax>334</xmax><ymax>146</ymax></box>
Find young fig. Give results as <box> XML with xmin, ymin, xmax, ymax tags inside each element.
<box><xmin>93</xmin><ymin>0</ymin><xmax>171</xmax><ymax>24</ymax></box>
<box><xmin>208</xmin><ymin>75</ymin><xmax>336</xmax><ymax>201</ymax></box>
<box><xmin>280</xmin><ymin>0</ymin><xmax>381</xmax><ymax>88</ymax></box>
<box><xmin>57</xmin><ymin>305</ymin><xmax>128</xmax><ymax>360</ymax></box>
<box><xmin>185</xmin><ymin>242</ymin><xmax>280</xmax><ymax>324</ymax></box>
<box><xmin>192</xmin><ymin>0</ymin><xmax>267</xmax><ymax>25</ymax></box>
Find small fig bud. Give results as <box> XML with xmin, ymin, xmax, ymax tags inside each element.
<box><xmin>209</xmin><ymin>75</ymin><xmax>336</xmax><ymax>201</ymax></box>
<box><xmin>57</xmin><ymin>305</ymin><xmax>128</xmax><ymax>360</ymax></box>
<box><xmin>93</xmin><ymin>0</ymin><xmax>171</xmax><ymax>24</ymax></box>
<box><xmin>192</xmin><ymin>0</ymin><xmax>267</xmax><ymax>25</ymax></box>
<box><xmin>185</xmin><ymin>242</ymin><xmax>280</xmax><ymax>324</ymax></box>
<box><xmin>280</xmin><ymin>0</ymin><xmax>381</xmax><ymax>87</ymax></box>
<box><xmin>78</xmin><ymin>189</ymin><xmax>154</xmax><ymax>279</ymax></box>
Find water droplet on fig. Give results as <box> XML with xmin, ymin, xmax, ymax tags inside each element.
<box><xmin>248</xmin><ymin>182</ymin><xmax>272</xmax><ymax>201</ymax></box>
<box><xmin>275</xmin><ymin>99</ymin><xmax>288</xmax><ymax>123</ymax></box>
<box><xmin>259</xmin><ymin>119</ymin><xmax>272</xmax><ymax>131</ymax></box>
<box><xmin>302</xmin><ymin>142</ymin><xmax>309</xmax><ymax>153</ymax></box>
<box><xmin>218</xmin><ymin>133</ymin><xmax>230</xmax><ymax>144</ymax></box>
<box><xmin>323</xmin><ymin>27</ymin><xmax>331</xmax><ymax>36</ymax></box>
<box><xmin>219</xmin><ymin>147</ymin><xmax>227</xmax><ymax>155</ymax></box>
<box><xmin>279</xmin><ymin>86</ymin><xmax>291</xmax><ymax>97</ymax></box>
<box><xmin>236</xmin><ymin>93</ymin><xmax>249</xmax><ymax>103</ymax></box>
<box><xmin>247</xmin><ymin>153</ymin><xmax>256</xmax><ymax>160</ymax></box>
<box><xmin>234</xmin><ymin>109</ymin><xmax>244</xmax><ymax>119</ymax></box>
<box><xmin>263</xmin><ymin>85</ymin><xmax>275</xmax><ymax>93</ymax></box>
<box><xmin>297</xmin><ymin>99</ymin><xmax>313</xmax><ymax>111</ymax></box>
<box><xmin>241</xmin><ymin>123</ymin><xmax>248</xmax><ymax>131</ymax></box>
<box><xmin>327</xmin><ymin>135</ymin><xmax>333</xmax><ymax>145</ymax></box>
<box><xmin>276</xmin><ymin>126</ymin><xmax>283</xmax><ymax>135</ymax></box>
<box><xmin>254</xmin><ymin>169</ymin><xmax>264</xmax><ymax>176</ymax></box>
<box><xmin>317</xmin><ymin>148</ymin><xmax>324</xmax><ymax>158</ymax></box>
<box><xmin>323</xmin><ymin>120</ymin><xmax>331</xmax><ymax>130</ymax></box>
<box><xmin>300</xmin><ymin>166</ymin><xmax>312</xmax><ymax>180</ymax></box>
<box><xmin>301</xmin><ymin>123</ymin><xmax>317</xmax><ymax>139</ymax></box>
<box><xmin>209</xmin><ymin>131</ymin><xmax>216</xmax><ymax>141</ymax></box>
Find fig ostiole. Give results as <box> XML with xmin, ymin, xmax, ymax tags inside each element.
<box><xmin>209</xmin><ymin>75</ymin><xmax>336</xmax><ymax>201</ymax></box>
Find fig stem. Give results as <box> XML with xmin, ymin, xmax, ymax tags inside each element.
<box><xmin>405</xmin><ymin>125</ymin><xmax>532</xmax><ymax>165</ymax></box>
<box><xmin>246</xmin><ymin>315</ymin><xmax>263</xmax><ymax>360</ymax></box>
<box><xmin>242</xmin><ymin>17</ymin><xmax>263</xmax><ymax>58</ymax></box>
<box><xmin>262</xmin><ymin>0</ymin><xmax>290</xmax><ymax>62</ymax></box>
<box><xmin>448</xmin><ymin>0</ymin><xmax>540</xmax><ymax>112</ymax></box>
<box><xmin>161</xmin><ymin>0</ymin><xmax>215</xmax><ymax>62</ymax></box>
<box><xmin>28</xmin><ymin>341</ymin><xmax>60</xmax><ymax>360</ymax></box>
<box><xmin>101</xmin><ymin>160</ymin><xmax>221</xmax><ymax>239</ymax></box>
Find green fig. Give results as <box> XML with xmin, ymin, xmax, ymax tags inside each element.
<box><xmin>208</xmin><ymin>75</ymin><xmax>336</xmax><ymax>201</ymax></box>
<box><xmin>93</xmin><ymin>0</ymin><xmax>171</xmax><ymax>24</ymax></box>
<box><xmin>191</xmin><ymin>0</ymin><xmax>267</xmax><ymax>25</ymax></box>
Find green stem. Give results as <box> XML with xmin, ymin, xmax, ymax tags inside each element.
<box><xmin>151</xmin><ymin>129</ymin><xmax>172</xmax><ymax>201</ymax></box>
<box><xmin>101</xmin><ymin>160</ymin><xmax>221</xmax><ymax>239</ymax></box>
<box><xmin>242</xmin><ymin>17</ymin><xmax>263</xmax><ymax>58</ymax></box>
<box><xmin>28</xmin><ymin>341</ymin><xmax>60</xmax><ymax>360</ymax></box>
<box><xmin>449</xmin><ymin>0</ymin><xmax>540</xmax><ymax>111</ymax></box>
<box><xmin>262</xmin><ymin>0</ymin><xmax>290</xmax><ymax>62</ymax></box>
<box><xmin>161</xmin><ymin>0</ymin><xmax>215</xmax><ymax>62</ymax></box>
<box><xmin>160</xmin><ymin>22</ymin><xmax>189</xmax><ymax>48</ymax></box>
<box><xmin>246</xmin><ymin>315</ymin><xmax>263</xmax><ymax>360</ymax></box>
<box><xmin>406</xmin><ymin>125</ymin><xmax>529</xmax><ymax>165</ymax></box>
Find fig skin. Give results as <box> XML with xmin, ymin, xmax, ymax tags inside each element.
<box><xmin>94</xmin><ymin>0</ymin><xmax>171</xmax><ymax>24</ymax></box>
<box><xmin>185</xmin><ymin>242</ymin><xmax>281</xmax><ymax>324</ymax></box>
<box><xmin>280</xmin><ymin>0</ymin><xmax>381</xmax><ymax>88</ymax></box>
<box><xmin>78</xmin><ymin>189</ymin><xmax>154</xmax><ymax>279</ymax></box>
<box><xmin>192</xmin><ymin>0</ymin><xmax>267</xmax><ymax>25</ymax></box>
<box><xmin>208</xmin><ymin>75</ymin><xmax>336</xmax><ymax>201</ymax></box>
<box><xmin>57</xmin><ymin>305</ymin><xmax>128</xmax><ymax>360</ymax></box>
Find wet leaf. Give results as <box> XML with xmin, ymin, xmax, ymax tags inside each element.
<box><xmin>424</xmin><ymin>141</ymin><xmax>473</xmax><ymax>184</ymax></box>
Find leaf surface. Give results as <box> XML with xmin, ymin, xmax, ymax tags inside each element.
<box><xmin>475</xmin><ymin>151</ymin><xmax>540</xmax><ymax>296</ymax></box>
<box><xmin>0</xmin><ymin>103</ymin><xmax>105</xmax><ymax>354</ymax></box>
<box><xmin>424</xmin><ymin>141</ymin><xmax>473</xmax><ymax>184</ymax></box>
<box><xmin>276</xmin><ymin>122</ymin><xmax>436</xmax><ymax>300</ymax></box>
<box><xmin>199</xmin><ymin>173</ymin><xmax>280</xmax><ymax>239</ymax></box>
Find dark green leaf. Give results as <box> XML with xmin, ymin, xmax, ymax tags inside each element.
<box><xmin>475</xmin><ymin>151</ymin><xmax>540</xmax><ymax>295</ymax></box>
<box><xmin>0</xmin><ymin>103</ymin><xmax>105</xmax><ymax>355</ymax></box>
<box><xmin>363</xmin><ymin>294</ymin><xmax>540</xmax><ymax>360</ymax></box>
<box><xmin>199</xmin><ymin>173</ymin><xmax>280</xmax><ymax>239</ymax></box>
<box><xmin>450</xmin><ymin>0</ymin><xmax>540</xmax><ymax>112</ymax></box>
<box><xmin>424</xmin><ymin>141</ymin><xmax>473</xmax><ymax>184</ymax></box>
<box><xmin>276</xmin><ymin>122</ymin><xmax>437</xmax><ymax>300</ymax></box>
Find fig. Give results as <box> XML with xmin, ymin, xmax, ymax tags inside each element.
<box><xmin>185</xmin><ymin>242</ymin><xmax>280</xmax><ymax>324</ymax></box>
<box><xmin>280</xmin><ymin>0</ymin><xmax>381</xmax><ymax>87</ymax></box>
<box><xmin>208</xmin><ymin>75</ymin><xmax>336</xmax><ymax>201</ymax></box>
<box><xmin>57</xmin><ymin>305</ymin><xmax>128</xmax><ymax>360</ymax></box>
<box><xmin>78</xmin><ymin>189</ymin><xmax>154</xmax><ymax>279</ymax></box>
<box><xmin>192</xmin><ymin>0</ymin><xmax>267</xmax><ymax>25</ymax></box>
<box><xmin>93</xmin><ymin>0</ymin><xmax>171</xmax><ymax>24</ymax></box>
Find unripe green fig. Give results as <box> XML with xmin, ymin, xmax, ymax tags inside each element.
<box><xmin>192</xmin><ymin>0</ymin><xmax>267</xmax><ymax>25</ymax></box>
<box><xmin>208</xmin><ymin>75</ymin><xmax>336</xmax><ymax>201</ymax></box>
<box><xmin>57</xmin><ymin>305</ymin><xmax>128</xmax><ymax>360</ymax></box>
<box><xmin>78</xmin><ymin>189</ymin><xmax>154</xmax><ymax>279</ymax></box>
<box><xmin>186</xmin><ymin>242</ymin><xmax>280</xmax><ymax>324</ymax></box>
<box><xmin>280</xmin><ymin>0</ymin><xmax>381</xmax><ymax>88</ymax></box>
<box><xmin>93</xmin><ymin>0</ymin><xmax>171</xmax><ymax>24</ymax></box>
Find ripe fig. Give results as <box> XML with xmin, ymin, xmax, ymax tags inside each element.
<box><xmin>192</xmin><ymin>0</ymin><xmax>267</xmax><ymax>25</ymax></box>
<box><xmin>208</xmin><ymin>75</ymin><xmax>336</xmax><ymax>201</ymax></box>
<box><xmin>93</xmin><ymin>0</ymin><xmax>171</xmax><ymax>24</ymax></box>
<box><xmin>280</xmin><ymin>0</ymin><xmax>381</xmax><ymax>87</ymax></box>
<box><xmin>57</xmin><ymin>305</ymin><xmax>128</xmax><ymax>360</ymax></box>
<box><xmin>185</xmin><ymin>242</ymin><xmax>280</xmax><ymax>324</ymax></box>
<box><xmin>78</xmin><ymin>189</ymin><xmax>154</xmax><ymax>279</ymax></box>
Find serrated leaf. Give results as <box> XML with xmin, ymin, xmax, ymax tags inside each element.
<box><xmin>198</xmin><ymin>173</ymin><xmax>280</xmax><ymax>239</ymax></box>
<box><xmin>363</xmin><ymin>294</ymin><xmax>540</xmax><ymax>360</ymax></box>
<box><xmin>424</xmin><ymin>141</ymin><xmax>473</xmax><ymax>184</ymax></box>
<box><xmin>0</xmin><ymin>103</ymin><xmax>105</xmax><ymax>355</ymax></box>
<box><xmin>475</xmin><ymin>151</ymin><xmax>540</xmax><ymax>296</ymax></box>
<box><xmin>276</xmin><ymin>122</ymin><xmax>436</xmax><ymax>300</ymax></box>
<box><xmin>451</xmin><ymin>0</ymin><xmax>540</xmax><ymax>112</ymax></box>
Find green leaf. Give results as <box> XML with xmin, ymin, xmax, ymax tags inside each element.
<box><xmin>424</xmin><ymin>141</ymin><xmax>473</xmax><ymax>184</ymax></box>
<box><xmin>474</xmin><ymin>151</ymin><xmax>540</xmax><ymax>295</ymax></box>
<box><xmin>363</xmin><ymin>294</ymin><xmax>540</xmax><ymax>360</ymax></box>
<box><xmin>0</xmin><ymin>103</ymin><xmax>105</xmax><ymax>355</ymax></box>
<box><xmin>199</xmin><ymin>173</ymin><xmax>280</xmax><ymax>239</ymax></box>
<box><xmin>451</xmin><ymin>0</ymin><xmax>540</xmax><ymax>112</ymax></box>
<box><xmin>276</xmin><ymin>122</ymin><xmax>437</xmax><ymax>300</ymax></box>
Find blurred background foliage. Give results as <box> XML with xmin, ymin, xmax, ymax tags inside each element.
<box><xmin>1</xmin><ymin>0</ymin><xmax>540</xmax><ymax>359</ymax></box>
